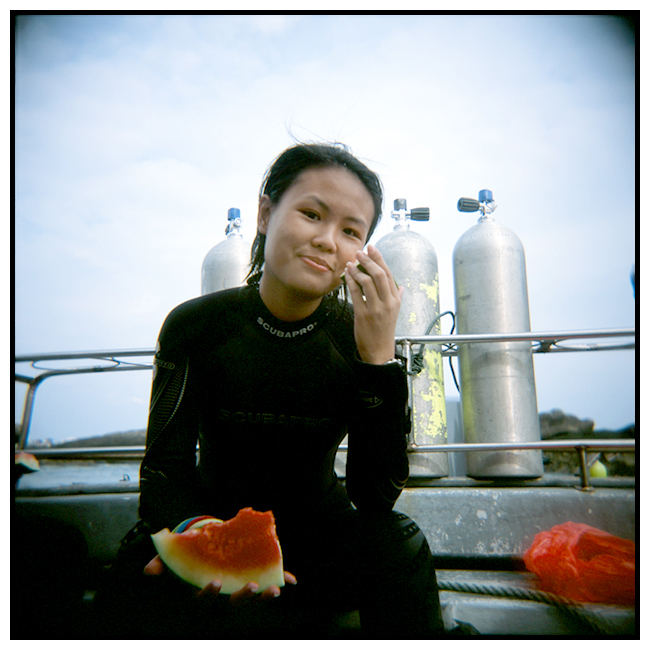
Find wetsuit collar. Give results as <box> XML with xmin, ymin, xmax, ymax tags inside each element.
<box><xmin>246</xmin><ymin>285</ymin><xmax>329</xmax><ymax>342</ymax></box>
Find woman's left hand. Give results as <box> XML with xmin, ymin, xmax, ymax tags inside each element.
<box><xmin>145</xmin><ymin>554</ymin><xmax>297</xmax><ymax>606</ymax></box>
<box><xmin>345</xmin><ymin>245</ymin><xmax>404</xmax><ymax>365</ymax></box>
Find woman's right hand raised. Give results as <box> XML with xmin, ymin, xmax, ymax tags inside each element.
<box><xmin>144</xmin><ymin>555</ymin><xmax>297</xmax><ymax>607</ymax></box>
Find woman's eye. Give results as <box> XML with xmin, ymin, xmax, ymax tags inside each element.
<box><xmin>302</xmin><ymin>210</ymin><xmax>319</xmax><ymax>220</ymax></box>
<box><xmin>344</xmin><ymin>228</ymin><xmax>361</xmax><ymax>239</ymax></box>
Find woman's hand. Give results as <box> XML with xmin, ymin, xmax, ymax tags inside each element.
<box><xmin>144</xmin><ymin>555</ymin><xmax>297</xmax><ymax>607</ymax></box>
<box><xmin>345</xmin><ymin>245</ymin><xmax>404</xmax><ymax>365</ymax></box>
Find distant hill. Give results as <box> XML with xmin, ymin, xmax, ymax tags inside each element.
<box><xmin>539</xmin><ymin>409</ymin><xmax>635</xmax><ymax>440</ymax></box>
<box><xmin>55</xmin><ymin>429</ymin><xmax>147</xmax><ymax>448</ymax></box>
<box><xmin>538</xmin><ymin>410</ymin><xmax>634</xmax><ymax>476</ymax></box>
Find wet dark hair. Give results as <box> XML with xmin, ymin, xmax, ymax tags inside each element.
<box><xmin>247</xmin><ymin>143</ymin><xmax>383</xmax><ymax>283</ymax></box>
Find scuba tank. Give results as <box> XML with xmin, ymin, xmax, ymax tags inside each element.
<box><xmin>453</xmin><ymin>190</ymin><xmax>543</xmax><ymax>478</ymax></box>
<box><xmin>201</xmin><ymin>208</ymin><xmax>251</xmax><ymax>294</ymax></box>
<box><xmin>375</xmin><ymin>199</ymin><xmax>448</xmax><ymax>477</ymax></box>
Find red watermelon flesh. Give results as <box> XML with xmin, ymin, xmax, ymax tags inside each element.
<box><xmin>151</xmin><ymin>507</ymin><xmax>284</xmax><ymax>593</ymax></box>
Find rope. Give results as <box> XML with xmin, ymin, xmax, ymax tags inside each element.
<box><xmin>438</xmin><ymin>579</ymin><xmax>615</xmax><ymax>636</ymax></box>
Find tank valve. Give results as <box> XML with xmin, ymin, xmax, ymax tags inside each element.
<box><xmin>392</xmin><ymin>198</ymin><xmax>430</xmax><ymax>226</ymax></box>
<box><xmin>225</xmin><ymin>207</ymin><xmax>243</xmax><ymax>236</ymax></box>
<box><xmin>457</xmin><ymin>190</ymin><xmax>497</xmax><ymax>218</ymax></box>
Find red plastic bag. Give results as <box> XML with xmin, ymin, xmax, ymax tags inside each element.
<box><xmin>523</xmin><ymin>521</ymin><xmax>635</xmax><ymax>605</ymax></box>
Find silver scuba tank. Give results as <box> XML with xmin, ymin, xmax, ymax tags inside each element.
<box><xmin>452</xmin><ymin>190</ymin><xmax>543</xmax><ymax>478</ymax></box>
<box><xmin>201</xmin><ymin>208</ymin><xmax>251</xmax><ymax>295</ymax></box>
<box><xmin>375</xmin><ymin>199</ymin><xmax>449</xmax><ymax>477</ymax></box>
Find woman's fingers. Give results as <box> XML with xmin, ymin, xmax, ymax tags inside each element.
<box><xmin>346</xmin><ymin>246</ymin><xmax>398</xmax><ymax>304</ymax></box>
<box><xmin>364</xmin><ymin>244</ymin><xmax>399</xmax><ymax>292</ymax></box>
<box><xmin>345</xmin><ymin>246</ymin><xmax>402</xmax><ymax>365</ymax></box>
<box><xmin>201</xmin><ymin>572</ymin><xmax>295</xmax><ymax>605</ymax></box>
<box><xmin>197</xmin><ymin>579</ymin><xmax>224</xmax><ymax>599</ymax></box>
<box><xmin>283</xmin><ymin>571</ymin><xmax>297</xmax><ymax>585</ymax></box>
<box><xmin>229</xmin><ymin>582</ymin><xmax>263</xmax><ymax>607</ymax></box>
<box><xmin>156</xmin><ymin>562</ymin><xmax>296</xmax><ymax>606</ymax></box>
<box><xmin>143</xmin><ymin>555</ymin><xmax>165</xmax><ymax>575</ymax></box>
<box><xmin>246</xmin><ymin>571</ymin><xmax>296</xmax><ymax>602</ymax></box>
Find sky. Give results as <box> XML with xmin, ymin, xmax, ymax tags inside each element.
<box><xmin>13</xmin><ymin>13</ymin><xmax>637</xmax><ymax>445</ymax></box>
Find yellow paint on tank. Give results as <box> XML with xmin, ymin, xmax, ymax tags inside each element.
<box><xmin>414</xmin><ymin>347</ymin><xmax>447</xmax><ymax>442</ymax></box>
<box><xmin>419</xmin><ymin>277</ymin><xmax>439</xmax><ymax>304</ymax></box>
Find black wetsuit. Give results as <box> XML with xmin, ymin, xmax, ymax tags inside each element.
<box><xmin>141</xmin><ymin>284</ymin><xmax>410</xmax><ymax>530</ymax></box>
<box><xmin>96</xmin><ymin>285</ymin><xmax>443</xmax><ymax>638</ymax></box>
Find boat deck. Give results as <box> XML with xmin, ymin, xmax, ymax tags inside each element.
<box><xmin>14</xmin><ymin>461</ymin><xmax>636</xmax><ymax>637</ymax></box>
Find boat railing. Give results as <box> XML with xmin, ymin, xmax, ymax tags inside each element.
<box><xmin>15</xmin><ymin>327</ymin><xmax>635</xmax><ymax>490</ymax></box>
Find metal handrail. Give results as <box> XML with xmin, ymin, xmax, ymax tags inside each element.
<box><xmin>405</xmin><ymin>439</ymin><xmax>635</xmax><ymax>452</ymax></box>
<box><xmin>14</xmin><ymin>327</ymin><xmax>635</xmax><ymax>366</ymax></box>
<box><xmin>15</xmin><ymin>327</ymin><xmax>634</xmax><ymax>450</ymax></box>
<box><xmin>26</xmin><ymin>438</ymin><xmax>634</xmax><ymax>457</ymax></box>
<box><xmin>398</xmin><ymin>327</ymin><xmax>635</xmax><ymax>356</ymax></box>
<box><xmin>14</xmin><ymin>349</ymin><xmax>155</xmax><ymax>363</ymax></box>
<box><xmin>24</xmin><ymin>438</ymin><xmax>634</xmax><ymax>491</ymax></box>
<box><xmin>397</xmin><ymin>327</ymin><xmax>635</xmax><ymax>345</ymax></box>
<box><xmin>24</xmin><ymin>446</ymin><xmax>148</xmax><ymax>460</ymax></box>
<box><xmin>14</xmin><ymin>352</ymin><xmax>154</xmax><ymax>450</ymax></box>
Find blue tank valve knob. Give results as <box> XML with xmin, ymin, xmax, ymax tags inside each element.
<box><xmin>478</xmin><ymin>189</ymin><xmax>493</xmax><ymax>203</ymax></box>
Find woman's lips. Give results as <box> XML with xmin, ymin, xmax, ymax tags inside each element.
<box><xmin>301</xmin><ymin>256</ymin><xmax>332</xmax><ymax>273</ymax></box>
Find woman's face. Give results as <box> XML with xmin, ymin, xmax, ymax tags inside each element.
<box><xmin>257</xmin><ymin>166</ymin><xmax>375</xmax><ymax>316</ymax></box>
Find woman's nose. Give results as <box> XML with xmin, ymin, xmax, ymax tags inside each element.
<box><xmin>311</xmin><ymin>224</ymin><xmax>336</xmax><ymax>251</ymax></box>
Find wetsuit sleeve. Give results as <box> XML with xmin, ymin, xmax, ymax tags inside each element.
<box><xmin>139</xmin><ymin>312</ymin><xmax>204</xmax><ymax>533</ymax></box>
<box><xmin>345</xmin><ymin>359</ymin><xmax>410</xmax><ymax>512</ymax></box>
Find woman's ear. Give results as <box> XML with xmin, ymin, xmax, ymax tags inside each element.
<box><xmin>257</xmin><ymin>195</ymin><xmax>272</xmax><ymax>235</ymax></box>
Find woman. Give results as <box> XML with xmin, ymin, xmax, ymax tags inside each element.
<box><xmin>98</xmin><ymin>143</ymin><xmax>443</xmax><ymax>638</ymax></box>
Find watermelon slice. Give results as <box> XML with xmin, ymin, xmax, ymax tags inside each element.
<box><xmin>151</xmin><ymin>507</ymin><xmax>285</xmax><ymax>593</ymax></box>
